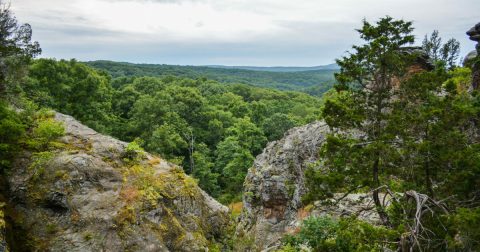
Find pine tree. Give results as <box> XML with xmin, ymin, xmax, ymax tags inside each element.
<box><xmin>321</xmin><ymin>16</ymin><xmax>415</xmax><ymax>225</ymax></box>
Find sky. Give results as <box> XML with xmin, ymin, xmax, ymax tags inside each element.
<box><xmin>10</xmin><ymin>0</ymin><xmax>480</xmax><ymax>66</ymax></box>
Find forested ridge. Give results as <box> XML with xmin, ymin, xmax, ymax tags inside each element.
<box><xmin>1</xmin><ymin>1</ymin><xmax>480</xmax><ymax>251</ymax></box>
<box><xmin>85</xmin><ymin>60</ymin><xmax>336</xmax><ymax>96</ymax></box>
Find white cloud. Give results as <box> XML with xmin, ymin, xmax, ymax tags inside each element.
<box><xmin>10</xmin><ymin>0</ymin><xmax>480</xmax><ymax>65</ymax></box>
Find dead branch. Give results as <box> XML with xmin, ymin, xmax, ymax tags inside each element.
<box><xmin>400</xmin><ymin>190</ymin><xmax>450</xmax><ymax>252</ymax></box>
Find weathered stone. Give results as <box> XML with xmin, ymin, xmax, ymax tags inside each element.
<box><xmin>310</xmin><ymin>193</ymin><xmax>388</xmax><ymax>224</ymax></box>
<box><xmin>4</xmin><ymin>112</ymin><xmax>229</xmax><ymax>251</ymax></box>
<box><xmin>467</xmin><ymin>22</ymin><xmax>480</xmax><ymax>90</ymax></box>
<box><xmin>237</xmin><ymin>121</ymin><xmax>380</xmax><ymax>251</ymax></box>
<box><xmin>463</xmin><ymin>50</ymin><xmax>477</xmax><ymax>67</ymax></box>
<box><xmin>467</xmin><ymin>23</ymin><xmax>480</xmax><ymax>42</ymax></box>
<box><xmin>237</xmin><ymin>121</ymin><xmax>331</xmax><ymax>250</ymax></box>
<box><xmin>45</xmin><ymin>191</ymin><xmax>69</xmax><ymax>212</ymax></box>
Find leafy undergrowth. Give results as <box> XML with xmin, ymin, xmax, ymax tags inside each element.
<box><xmin>278</xmin><ymin>208</ymin><xmax>480</xmax><ymax>252</ymax></box>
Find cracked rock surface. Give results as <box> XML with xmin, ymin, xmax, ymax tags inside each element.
<box><xmin>5</xmin><ymin>112</ymin><xmax>229</xmax><ymax>251</ymax></box>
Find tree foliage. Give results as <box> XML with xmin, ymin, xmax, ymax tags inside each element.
<box><xmin>422</xmin><ymin>30</ymin><xmax>460</xmax><ymax>69</ymax></box>
<box><xmin>304</xmin><ymin>17</ymin><xmax>480</xmax><ymax>251</ymax></box>
<box><xmin>0</xmin><ymin>1</ymin><xmax>41</xmax><ymax>96</ymax></box>
<box><xmin>320</xmin><ymin>16</ymin><xmax>416</xmax><ymax>224</ymax></box>
<box><xmin>22</xmin><ymin>58</ymin><xmax>323</xmax><ymax>201</ymax></box>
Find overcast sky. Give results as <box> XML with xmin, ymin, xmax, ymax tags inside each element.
<box><xmin>10</xmin><ymin>0</ymin><xmax>480</xmax><ymax>66</ymax></box>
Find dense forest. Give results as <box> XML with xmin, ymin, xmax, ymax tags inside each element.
<box><xmin>85</xmin><ymin>60</ymin><xmax>336</xmax><ymax>96</ymax></box>
<box><xmin>1</xmin><ymin>1</ymin><xmax>480</xmax><ymax>251</ymax></box>
<box><xmin>16</xmin><ymin>58</ymin><xmax>325</xmax><ymax>202</ymax></box>
<box><xmin>205</xmin><ymin>63</ymin><xmax>339</xmax><ymax>72</ymax></box>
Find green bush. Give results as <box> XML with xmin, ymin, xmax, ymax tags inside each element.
<box><xmin>282</xmin><ymin>216</ymin><xmax>400</xmax><ymax>252</ymax></box>
<box><xmin>27</xmin><ymin>117</ymin><xmax>65</xmax><ymax>150</ymax></box>
<box><xmin>446</xmin><ymin>208</ymin><xmax>480</xmax><ymax>250</ymax></box>
<box><xmin>283</xmin><ymin>216</ymin><xmax>338</xmax><ymax>251</ymax></box>
<box><xmin>0</xmin><ymin>102</ymin><xmax>26</xmax><ymax>171</ymax></box>
<box><xmin>335</xmin><ymin>218</ymin><xmax>399</xmax><ymax>252</ymax></box>
<box><xmin>123</xmin><ymin>138</ymin><xmax>146</xmax><ymax>163</ymax></box>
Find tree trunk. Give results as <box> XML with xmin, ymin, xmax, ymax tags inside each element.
<box><xmin>424</xmin><ymin>127</ymin><xmax>434</xmax><ymax>198</ymax></box>
<box><xmin>372</xmin><ymin>155</ymin><xmax>390</xmax><ymax>226</ymax></box>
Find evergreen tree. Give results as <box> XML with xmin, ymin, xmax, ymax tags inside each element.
<box><xmin>423</xmin><ymin>30</ymin><xmax>460</xmax><ymax>69</ymax></box>
<box><xmin>321</xmin><ymin>16</ymin><xmax>415</xmax><ymax>224</ymax></box>
<box><xmin>0</xmin><ymin>1</ymin><xmax>41</xmax><ymax>97</ymax></box>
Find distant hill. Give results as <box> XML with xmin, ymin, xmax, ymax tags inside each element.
<box><xmin>204</xmin><ymin>63</ymin><xmax>340</xmax><ymax>72</ymax></box>
<box><xmin>85</xmin><ymin>60</ymin><xmax>336</xmax><ymax>95</ymax></box>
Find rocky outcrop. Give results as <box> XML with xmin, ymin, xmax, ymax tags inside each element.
<box><xmin>4</xmin><ymin>112</ymin><xmax>229</xmax><ymax>251</ymax></box>
<box><xmin>237</xmin><ymin>121</ymin><xmax>328</xmax><ymax>249</ymax></box>
<box><xmin>237</xmin><ymin>121</ymin><xmax>380</xmax><ymax>251</ymax></box>
<box><xmin>467</xmin><ymin>22</ymin><xmax>480</xmax><ymax>89</ymax></box>
<box><xmin>463</xmin><ymin>50</ymin><xmax>477</xmax><ymax>67</ymax></box>
<box><xmin>309</xmin><ymin>193</ymin><xmax>385</xmax><ymax>224</ymax></box>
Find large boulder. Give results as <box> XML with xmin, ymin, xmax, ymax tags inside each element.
<box><xmin>236</xmin><ymin>121</ymin><xmax>380</xmax><ymax>251</ymax></box>
<box><xmin>4</xmin><ymin>112</ymin><xmax>229</xmax><ymax>251</ymax></box>
<box><xmin>237</xmin><ymin>121</ymin><xmax>328</xmax><ymax>249</ymax></box>
<box><xmin>463</xmin><ymin>50</ymin><xmax>477</xmax><ymax>68</ymax></box>
<box><xmin>467</xmin><ymin>22</ymin><xmax>480</xmax><ymax>89</ymax></box>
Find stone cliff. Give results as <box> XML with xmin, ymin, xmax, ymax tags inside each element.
<box><xmin>2</xmin><ymin>112</ymin><xmax>229</xmax><ymax>251</ymax></box>
<box><xmin>466</xmin><ymin>22</ymin><xmax>480</xmax><ymax>89</ymax></box>
<box><xmin>237</xmin><ymin>121</ymin><xmax>381</xmax><ymax>251</ymax></box>
<box><xmin>237</xmin><ymin>121</ymin><xmax>328</xmax><ymax>250</ymax></box>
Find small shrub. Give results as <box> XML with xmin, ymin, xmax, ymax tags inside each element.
<box><xmin>35</xmin><ymin>108</ymin><xmax>56</xmax><ymax>120</ymax></box>
<box><xmin>447</xmin><ymin>208</ymin><xmax>480</xmax><ymax>250</ymax></box>
<box><xmin>282</xmin><ymin>216</ymin><xmax>400</xmax><ymax>251</ymax></box>
<box><xmin>27</xmin><ymin>118</ymin><xmax>65</xmax><ymax>150</ymax></box>
<box><xmin>123</xmin><ymin>138</ymin><xmax>145</xmax><ymax>163</ymax></box>
<box><xmin>283</xmin><ymin>216</ymin><xmax>338</xmax><ymax>251</ymax></box>
<box><xmin>0</xmin><ymin>102</ymin><xmax>26</xmax><ymax>171</ymax></box>
<box><xmin>29</xmin><ymin>151</ymin><xmax>54</xmax><ymax>181</ymax></box>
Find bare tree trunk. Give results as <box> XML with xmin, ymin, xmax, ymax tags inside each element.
<box><xmin>188</xmin><ymin>132</ymin><xmax>195</xmax><ymax>174</ymax></box>
<box><xmin>424</xmin><ymin>127</ymin><xmax>434</xmax><ymax>198</ymax></box>
<box><xmin>372</xmin><ymin>156</ymin><xmax>390</xmax><ymax>226</ymax></box>
<box><xmin>182</xmin><ymin>130</ymin><xmax>195</xmax><ymax>174</ymax></box>
<box><xmin>189</xmin><ymin>135</ymin><xmax>194</xmax><ymax>174</ymax></box>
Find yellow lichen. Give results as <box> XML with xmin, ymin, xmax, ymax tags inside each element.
<box><xmin>228</xmin><ymin>202</ymin><xmax>243</xmax><ymax>218</ymax></box>
<box><xmin>115</xmin><ymin>205</ymin><xmax>137</xmax><ymax>226</ymax></box>
<box><xmin>0</xmin><ymin>202</ymin><xmax>5</xmax><ymax>229</ymax></box>
<box><xmin>148</xmin><ymin>157</ymin><xmax>162</xmax><ymax>166</ymax></box>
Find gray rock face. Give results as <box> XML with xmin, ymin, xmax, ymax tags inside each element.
<box><xmin>467</xmin><ymin>22</ymin><xmax>480</xmax><ymax>43</ymax></box>
<box><xmin>5</xmin><ymin>112</ymin><xmax>229</xmax><ymax>251</ymax></box>
<box><xmin>237</xmin><ymin>121</ymin><xmax>380</xmax><ymax>251</ymax></box>
<box><xmin>310</xmin><ymin>193</ymin><xmax>386</xmax><ymax>225</ymax></box>
<box><xmin>237</xmin><ymin>121</ymin><xmax>329</xmax><ymax>249</ymax></box>
<box><xmin>467</xmin><ymin>22</ymin><xmax>480</xmax><ymax>89</ymax></box>
<box><xmin>463</xmin><ymin>50</ymin><xmax>477</xmax><ymax>67</ymax></box>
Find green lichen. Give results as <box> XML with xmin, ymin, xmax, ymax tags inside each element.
<box><xmin>285</xmin><ymin>180</ymin><xmax>296</xmax><ymax>198</ymax></box>
<box><xmin>45</xmin><ymin>223</ymin><xmax>58</xmax><ymax>234</ymax></box>
<box><xmin>0</xmin><ymin>202</ymin><xmax>5</xmax><ymax>229</ymax></box>
<box><xmin>83</xmin><ymin>231</ymin><xmax>93</xmax><ymax>241</ymax></box>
